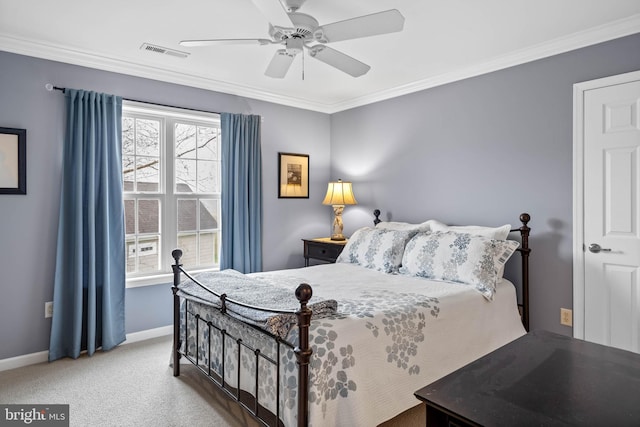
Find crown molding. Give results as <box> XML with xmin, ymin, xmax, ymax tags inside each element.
<box><xmin>1</xmin><ymin>14</ymin><xmax>638</xmax><ymax>114</ymax></box>
<box><xmin>330</xmin><ymin>14</ymin><xmax>640</xmax><ymax>112</ymax></box>
<box><xmin>0</xmin><ymin>34</ymin><xmax>335</xmax><ymax>113</ymax></box>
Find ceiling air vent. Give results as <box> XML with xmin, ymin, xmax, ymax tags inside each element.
<box><xmin>140</xmin><ymin>43</ymin><xmax>190</xmax><ymax>59</ymax></box>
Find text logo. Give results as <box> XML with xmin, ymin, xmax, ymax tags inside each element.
<box><xmin>0</xmin><ymin>405</ymin><xmax>69</xmax><ymax>426</ymax></box>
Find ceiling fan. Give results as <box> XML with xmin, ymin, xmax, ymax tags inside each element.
<box><xmin>179</xmin><ymin>0</ymin><xmax>405</xmax><ymax>78</ymax></box>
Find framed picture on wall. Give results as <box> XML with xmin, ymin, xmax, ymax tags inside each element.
<box><xmin>0</xmin><ymin>127</ymin><xmax>26</xmax><ymax>195</ymax></box>
<box><xmin>278</xmin><ymin>152</ymin><xmax>309</xmax><ymax>198</ymax></box>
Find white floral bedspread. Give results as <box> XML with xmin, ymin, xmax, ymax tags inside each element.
<box><xmin>179</xmin><ymin>263</ymin><xmax>526</xmax><ymax>427</ymax></box>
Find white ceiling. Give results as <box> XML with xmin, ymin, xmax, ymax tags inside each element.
<box><xmin>1</xmin><ymin>0</ymin><xmax>639</xmax><ymax>113</ymax></box>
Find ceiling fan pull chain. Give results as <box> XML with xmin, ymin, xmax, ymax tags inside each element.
<box><xmin>302</xmin><ymin>49</ymin><xmax>305</xmax><ymax>80</ymax></box>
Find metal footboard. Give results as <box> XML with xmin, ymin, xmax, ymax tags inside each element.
<box><xmin>171</xmin><ymin>249</ymin><xmax>312</xmax><ymax>427</ymax></box>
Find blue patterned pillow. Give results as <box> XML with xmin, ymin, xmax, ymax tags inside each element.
<box><xmin>337</xmin><ymin>227</ymin><xmax>413</xmax><ymax>273</ymax></box>
<box><xmin>399</xmin><ymin>231</ymin><xmax>520</xmax><ymax>300</ymax></box>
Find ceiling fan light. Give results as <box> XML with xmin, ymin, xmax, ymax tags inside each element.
<box><xmin>285</xmin><ymin>38</ymin><xmax>304</xmax><ymax>54</ymax></box>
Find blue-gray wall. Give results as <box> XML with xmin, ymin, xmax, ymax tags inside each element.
<box><xmin>330</xmin><ymin>33</ymin><xmax>640</xmax><ymax>336</ymax></box>
<box><xmin>0</xmin><ymin>51</ymin><xmax>331</xmax><ymax>360</ymax></box>
<box><xmin>1</xmin><ymin>32</ymin><xmax>639</xmax><ymax>360</ymax></box>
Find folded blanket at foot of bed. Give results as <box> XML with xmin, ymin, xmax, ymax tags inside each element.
<box><xmin>177</xmin><ymin>269</ymin><xmax>338</xmax><ymax>339</ymax></box>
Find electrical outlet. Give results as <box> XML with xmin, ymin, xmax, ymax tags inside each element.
<box><xmin>45</xmin><ymin>301</ymin><xmax>53</xmax><ymax>319</ymax></box>
<box><xmin>560</xmin><ymin>308</ymin><xmax>572</xmax><ymax>327</ymax></box>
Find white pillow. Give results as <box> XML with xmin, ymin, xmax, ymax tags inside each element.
<box><xmin>399</xmin><ymin>231</ymin><xmax>520</xmax><ymax>300</ymax></box>
<box><xmin>429</xmin><ymin>220</ymin><xmax>512</xmax><ymax>240</ymax></box>
<box><xmin>375</xmin><ymin>220</ymin><xmax>435</xmax><ymax>233</ymax></box>
<box><xmin>337</xmin><ymin>227</ymin><xmax>413</xmax><ymax>273</ymax></box>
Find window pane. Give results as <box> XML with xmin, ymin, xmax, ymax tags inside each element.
<box><xmin>175</xmin><ymin>123</ymin><xmax>196</xmax><ymax>159</ymax></box>
<box><xmin>123</xmin><ymin>103</ymin><xmax>221</xmax><ymax>281</ymax></box>
<box><xmin>126</xmin><ymin>236</ymin><xmax>160</xmax><ymax>273</ymax></box>
<box><xmin>136</xmin><ymin>156</ymin><xmax>160</xmax><ymax>192</ymax></box>
<box><xmin>124</xmin><ymin>200</ymin><xmax>135</xmax><ymax>235</ymax></box>
<box><xmin>199</xmin><ymin>199</ymin><xmax>218</xmax><ymax>230</ymax></box>
<box><xmin>197</xmin><ymin>126</ymin><xmax>217</xmax><ymax>160</ymax></box>
<box><xmin>137</xmin><ymin>236</ymin><xmax>160</xmax><ymax>273</ymax></box>
<box><xmin>177</xmin><ymin>199</ymin><xmax>197</xmax><ymax>232</ymax></box>
<box><xmin>138</xmin><ymin>199</ymin><xmax>159</xmax><ymax>234</ymax></box>
<box><xmin>136</xmin><ymin>119</ymin><xmax>160</xmax><ymax>156</ymax></box>
<box><xmin>178</xmin><ymin>234</ymin><xmax>197</xmax><ymax>269</ymax></box>
<box><xmin>122</xmin><ymin>156</ymin><xmax>135</xmax><ymax>191</ymax></box>
<box><xmin>122</xmin><ymin>118</ymin><xmax>135</xmax><ymax>155</ymax></box>
<box><xmin>197</xmin><ymin>160</ymin><xmax>216</xmax><ymax>193</ymax></box>
<box><xmin>126</xmin><ymin>237</ymin><xmax>136</xmax><ymax>273</ymax></box>
<box><xmin>175</xmin><ymin>159</ymin><xmax>196</xmax><ymax>193</ymax></box>
<box><xmin>199</xmin><ymin>232</ymin><xmax>217</xmax><ymax>265</ymax></box>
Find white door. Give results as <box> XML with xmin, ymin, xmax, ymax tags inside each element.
<box><xmin>574</xmin><ymin>71</ymin><xmax>640</xmax><ymax>353</ymax></box>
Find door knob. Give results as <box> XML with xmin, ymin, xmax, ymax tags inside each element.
<box><xmin>588</xmin><ymin>243</ymin><xmax>612</xmax><ymax>253</ymax></box>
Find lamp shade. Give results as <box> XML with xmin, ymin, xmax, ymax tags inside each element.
<box><xmin>322</xmin><ymin>180</ymin><xmax>357</xmax><ymax>205</ymax></box>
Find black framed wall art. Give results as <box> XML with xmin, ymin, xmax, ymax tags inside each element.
<box><xmin>0</xmin><ymin>127</ymin><xmax>26</xmax><ymax>195</ymax></box>
<box><xmin>278</xmin><ymin>152</ymin><xmax>309</xmax><ymax>198</ymax></box>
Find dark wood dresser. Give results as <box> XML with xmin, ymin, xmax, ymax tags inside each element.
<box><xmin>302</xmin><ymin>238</ymin><xmax>347</xmax><ymax>266</ymax></box>
<box><xmin>415</xmin><ymin>329</ymin><xmax>640</xmax><ymax>426</ymax></box>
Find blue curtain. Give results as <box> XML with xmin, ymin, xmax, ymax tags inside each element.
<box><xmin>49</xmin><ymin>89</ymin><xmax>126</xmax><ymax>361</ymax></box>
<box><xmin>220</xmin><ymin>113</ymin><xmax>263</xmax><ymax>273</ymax></box>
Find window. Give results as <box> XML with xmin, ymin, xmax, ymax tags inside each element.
<box><xmin>122</xmin><ymin>101</ymin><xmax>221</xmax><ymax>286</ymax></box>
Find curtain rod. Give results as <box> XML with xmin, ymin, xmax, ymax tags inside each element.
<box><xmin>45</xmin><ymin>83</ymin><xmax>222</xmax><ymax>116</ymax></box>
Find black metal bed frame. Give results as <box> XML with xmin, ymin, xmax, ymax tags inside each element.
<box><xmin>171</xmin><ymin>212</ymin><xmax>531</xmax><ymax>427</ymax></box>
<box><xmin>171</xmin><ymin>260</ymin><xmax>312</xmax><ymax>426</ymax></box>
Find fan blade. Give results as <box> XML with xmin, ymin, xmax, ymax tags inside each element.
<box><xmin>308</xmin><ymin>45</ymin><xmax>370</xmax><ymax>77</ymax></box>
<box><xmin>317</xmin><ymin>9</ymin><xmax>405</xmax><ymax>43</ymax></box>
<box><xmin>250</xmin><ymin>0</ymin><xmax>293</xmax><ymax>28</ymax></box>
<box><xmin>265</xmin><ymin>49</ymin><xmax>296</xmax><ymax>78</ymax></box>
<box><xmin>180</xmin><ymin>38</ymin><xmax>271</xmax><ymax>47</ymax></box>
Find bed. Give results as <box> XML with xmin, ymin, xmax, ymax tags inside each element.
<box><xmin>171</xmin><ymin>212</ymin><xmax>531</xmax><ymax>427</ymax></box>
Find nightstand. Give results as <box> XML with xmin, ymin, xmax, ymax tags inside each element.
<box><xmin>302</xmin><ymin>238</ymin><xmax>347</xmax><ymax>266</ymax></box>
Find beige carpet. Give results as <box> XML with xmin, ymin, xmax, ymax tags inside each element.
<box><xmin>0</xmin><ymin>335</ymin><xmax>424</xmax><ymax>426</ymax></box>
<box><xmin>0</xmin><ymin>335</ymin><xmax>259</xmax><ymax>427</ymax></box>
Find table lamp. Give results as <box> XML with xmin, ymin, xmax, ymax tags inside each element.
<box><xmin>322</xmin><ymin>179</ymin><xmax>357</xmax><ymax>241</ymax></box>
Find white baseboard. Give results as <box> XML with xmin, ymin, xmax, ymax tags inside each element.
<box><xmin>123</xmin><ymin>325</ymin><xmax>173</xmax><ymax>344</ymax></box>
<box><xmin>0</xmin><ymin>325</ymin><xmax>173</xmax><ymax>372</ymax></box>
<box><xmin>0</xmin><ymin>351</ymin><xmax>49</xmax><ymax>373</ymax></box>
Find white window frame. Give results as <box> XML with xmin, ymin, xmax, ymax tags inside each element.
<box><xmin>123</xmin><ymin>101</ymin><xmax>221</xmax><ymax>288</ymax></box>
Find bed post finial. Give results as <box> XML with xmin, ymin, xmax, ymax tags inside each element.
<box><xmin>294</xmin><ymin>283</ymin><xmax>313</xmax><ymax>427</ymax></box>
<box><xmin>172</xmin><ymin>248</ymin><xmax>183</xmax><ymax>266</ymax></box>
<box><xmin>373</xmin><ymin>209</ymin><xmax>381</xmax><ymax>226</ymax></box>
<box><xmin>295</xmin><ymin>283</ymin><xmax>313</xmax><ymax>304</ymax></box>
